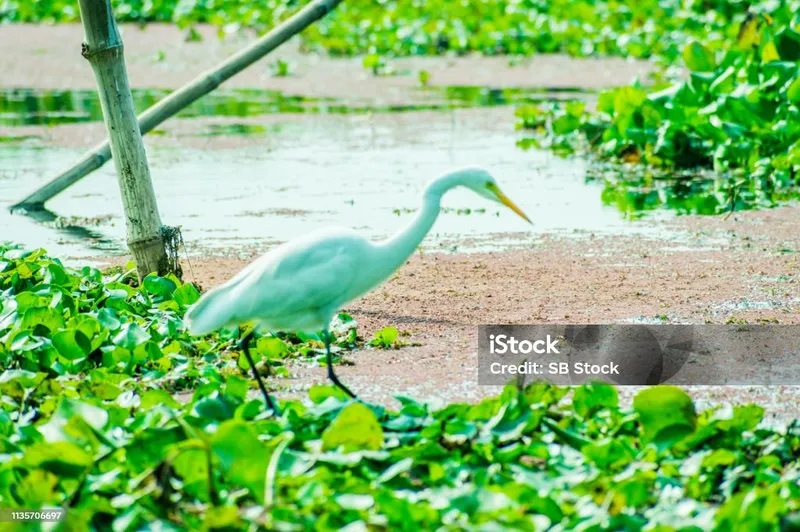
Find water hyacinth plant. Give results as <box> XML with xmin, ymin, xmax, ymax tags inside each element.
<box><xmin>516</xmin><ymin>8</ymin><xmax>800</xmax><ymax>214</ymax></box>
<box><xmin>1</xmin><ymin>246</ymin><xmax>799</xmax><ymax>529</ymax></box>
<box><xmin>0</xmin><ymin>0</ymin><xmax>780</xmax><ymax>61</ymax></box>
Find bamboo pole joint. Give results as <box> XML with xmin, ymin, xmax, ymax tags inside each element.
<box><xmin>81</xmin><ymin>41</ymin><xmax>124</xmax><ymax>61</ymax></box>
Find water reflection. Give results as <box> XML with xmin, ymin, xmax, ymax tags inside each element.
<box><xmin>0</xmin><ymin>86</ymin><xmax>588</xmax><ymax>127</ymax></box>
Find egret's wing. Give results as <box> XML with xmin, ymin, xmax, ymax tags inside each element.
<box><xmin>231</xmin><ymin>236</ymin><xmax>362</xmax><ymax>323</ymax></box>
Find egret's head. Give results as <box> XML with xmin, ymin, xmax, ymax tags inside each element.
<box><xmin>452</xmin><ymin>167</ymin><xmax>532</xmax><ymax>224</ymax></box>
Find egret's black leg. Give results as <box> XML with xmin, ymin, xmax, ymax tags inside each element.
<box><xmin>323</xmin><ymin>330</ymin><xmax>357</xmax><ymax>399</ymax></box>
<box><xmin>239</xmin><ymin>329</ymin><xmax>279</xmax><ymax>414</ymax></box>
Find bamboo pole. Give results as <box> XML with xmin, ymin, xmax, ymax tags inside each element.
<box><xmin>78</xmin><ymin>0</ymin><xmax>168</xmax><ymax>279</ymax></box>
<box><xmin>10</xmin><ymin>0</ymin><xmax>344</xmax><ymax>211</ymax></box>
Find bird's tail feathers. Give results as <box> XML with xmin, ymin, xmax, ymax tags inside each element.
<box><xmin>184</xmin><ymin>284</ymin><xmax>240</xmax><ymax>336</ymax></box>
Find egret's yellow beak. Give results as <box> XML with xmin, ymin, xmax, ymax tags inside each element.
<box><xmin>487</xmin><ymin>183</ymin><xmax>532</xmax><ymax>224</ymax></box>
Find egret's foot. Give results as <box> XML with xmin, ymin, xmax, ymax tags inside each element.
<box><xmin>238</xmin><ymin>331</ymin><xmax>280</xmax><ymax>415</ymax></box>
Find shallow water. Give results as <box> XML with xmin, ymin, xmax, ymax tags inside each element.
<box><xmin>0</xmin><ymin>105</ymin><xmax>669</xmax><ymax>258</ymax></box>
<box><xmin>0</xmin><ymin>86</ymin><xmax>585</xmax><ymax>127</ymax></box>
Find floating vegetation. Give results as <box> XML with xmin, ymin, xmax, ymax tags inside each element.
<box><xmin>0</xmin><ymin>244</ymin><xmax>360</xmax><ymax>384</ymax></box>
<box><xmin>0</xmin><ymin>134</ymin><xmax>41</xmax><ymax>144</ymax></box>
<box><xmin>393</xmin><ymin>207</ymin><xmax>490</xmax><ymax>216</ymax></box>
<box><xmin>1</xmin><ymin>247</ymin><xmax>799</xmax><ymax>528</ymax></box>
<box><xmin>517</xmin><ymin>9</ymin><xmax>800</xmax><ymax>214</ymax></box>
<box><xmin>52</xmin><ymin>214</ymin><xmax>116</xmax><ymax>228</ymax></box>
<box><xmin>0</xmin><ymin>86</ymin><xmax>586</xmax><ymax>127</ymax></box>
<box><xmin>197</xmin><ymin>123</ymin><xmax>272</xmax><ymax>137</ymax></box>
<box><xmin>0</xmin><ymin>0</ymin><xmax>776</xmax><ymax>64</ymax></box>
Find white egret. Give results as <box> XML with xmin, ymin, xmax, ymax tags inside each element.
<box><xmin>185</xmin><ymin>167</ymin><xmax>530</xmax><ymax>412</ymax></box>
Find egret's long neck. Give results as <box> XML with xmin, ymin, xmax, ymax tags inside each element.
<box><xmin>375</xmin><ymin>174</ymin><xmax>462</xmax><ymax>273</ymax></box>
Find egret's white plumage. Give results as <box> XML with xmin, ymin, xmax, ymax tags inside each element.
<box><xmin>185</xmin><ymin>167</ymin><xmax>530</xmax><ymax>403</ymax></box>
<box><xmin>186</xmin><ymin>228</ymin><xmax>370</xmax><ymax>335</ymax></box>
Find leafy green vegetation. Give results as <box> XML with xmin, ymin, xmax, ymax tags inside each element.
<box><xmin>368</xmin><ymin>326</ymin><xmax>402</xmax><ymax>349</ymax></box>
<box><xmin>0</xmin><ymin>0</ymin><xmax>773</xmax><ymax>61</ymax></box>
<box><xmin>301</xmin><ymin>0</ymin><xmax>757</xmax><ymax>61</ymax></box>
<box><xmin>5</xmin><ymin>1</ymin><xmax>797</xmax><ymax>216</ymax></box>
<box><xmin>0</xmin><ymin>244</ymin><xmax>361</xmax><ymax>388</ymax></box>
<box><xmin>3</xmin><ymin>1</ymin><xmax>800</xmax><ymax>523</ymax></box>
<box><xmin>2</xmin><ymin>245</ymin><xmax>800</xmax><ymax>529</ymax></box>
<box><xmin>517</xmin><ymin>11</ymin><xmax>800</xmax><ymax>215</ymax></box>
<box><xmin>268</xmin><ymin>59</ymin><xmax>292</xmax><ymax>78</ymax></box>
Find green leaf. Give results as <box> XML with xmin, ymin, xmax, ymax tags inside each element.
<box><xmin>20</xmin><ymin>306</ymin><xmax>65</xmax><ymax>332</ymax></box>
<box><xmin>369</xmin><ymin>327</ymin><xmax>399</xmax><ymax>348</ymax></box>
<box><xmin>0</xmin><ymin>369</ymin><xmax>43</xmax><ymax>388</ymax></box>
<box><xmin>702</xmin><ymin>448</ymin><xmax>738</xmax><ymax>468</ymax></box>
<box><xmin>126</xmin><ymin>427</ymin><xmax>184</xmax><ymax>472</ymax></box>
<box><xmin>379</xmin><ymin>326</ymin><xmax>398</xmax><ymax>343</ymax></box>
<box><xmin>172</xmin><ymin>445</ymin><xmax>211</xmax><ymax>501</ymax></box>
<box><xmin>395</xmin><ymin>395</ymin><xmax>428</xmax><ymax>417</ymax></box>
<box><xmin>776</xmin><ymin>27</ymin><xmax>800</xmax><ymax>61</ymax></box>
<box><xmin>37</xmin><ymin>398</ymin><xmax>109</xmax><ymax>443</ymax></box>
<box><xmin>113</xmin><ymin>323</ymin><xmax>151</xmax><ymax>350</ymax></box>
<box><xmin>583</xmin><ymin>438</ymin><xmax>635</xmax><ymax>470</ymax></box>
<box><xmin>541</xmin><ymin>417</ymin><xmax>591</xmax><ymax>450</ymax></box>
<box><xmin>203</xmin><ymin>506</ymin><xmax>241</xmax><ymax>529</ymax></box>
<box><xmin>14</xmin><ymin>469</ymin><xmax>59</xmax><ymax>506</ymax></box>
<box><xmin>375</xmin><ymin>457</ymin><xmax>413</xmax><ymax>484</ymax></box>
<box><xmin>787</xmin><ymin>77</ymin><xmax>800</xmax><ymax>103</ymax></box>
<box><xmin>16</xmin><ymin>261</ymin><xmax>35</xmax><ymax>279</ymax></box>
<box><xmin>418</xmin><ymin>69</ymin><xmax>431</xmax><ymax>86</ymax></box>
<box><xmin>309</xmin><ymin>384</ymin><xmax>351</xmax><ymax>404</ymax></box>
<box><xmin>322</xmin><ymin>403</ymin><xmax>384</xmax><ymax>452</ymax></box>
<box><xmin>52</xmin><ymin>329</ymin><xmax>91</xmax><ymax>360</ymax></box>
<box><xmin>237</xmin><ymin>346</ymin><xmax>262</xmax><ymax>370</ymax></box>
<box><xmin>45</xmin><ymin>263</ymin><xmax>70</xmax><ymax>286</ymax></box>
<box><xmin>142</xmin><ymin>274</ymin><xmax>177</xmax><ymax>298</ymax></box>
<box><xmin>74</xmin><ymin>315</ymin><xmax>102</xmax><ymax>348</ymax></box>
<box><xmin>255</xmin><ymin>337</ymin><xmax>288</xmax><ymax>359</ymax></box>
<box><xmin>193</xmin><ymin>396</ymin><xmax>236</xmax><ymax>421</ymax></box>
<box><xmin>633</xmin><ymin>386</ymin><xmax>696</xmax><ymax>447</ymax></box>
<box><xmin>173</xmin><ymin>283</ymin><xmax>201</xmax><ymax>307</ymax></box>
<box><xmin>682</xmin><ymin>40</ymin><xmax>716</xmax><ymax>72</ymax></box>
<box><xmin>97</xmin><ymin>308</ymin><xmax>121</xmax><ymax>331</ymax></box>
<box><xmin>612</xmin><ymin>86</ymin><xmax>648</xmax><ymax>115</ymax></box>
<box><xmin>211</xmin><ymin>420</ymin><xmax>270</xmax><ymax>501</ymax></box>
<box><xmin>572</xmin><ymin>383</ymin><xmax>618</xmax><ymax>418</ymax></box>
<box><xmin>761</xmin><ymin>41</ymin><xmax>781</xmax><ymax>63</ymax></box>
<box><xmin>22</xmin><ymin>441</ymin><xmax>93</xmax><ymax>477</ymax></box>
<box><xmin>140</xmin><ymin>389</ymin><xmax>181</xmax><ymax>409</ymax></box>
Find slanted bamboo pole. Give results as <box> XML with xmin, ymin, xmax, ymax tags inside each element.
<box><xmin>78</xmin><ymin>0</ymin><xmax>168</xmax><ymax>279</ymax></box>
<box><xmin>11</xmin><ymin>0</ymin><xmax>344</xmax><ymax>211</ymax></box>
